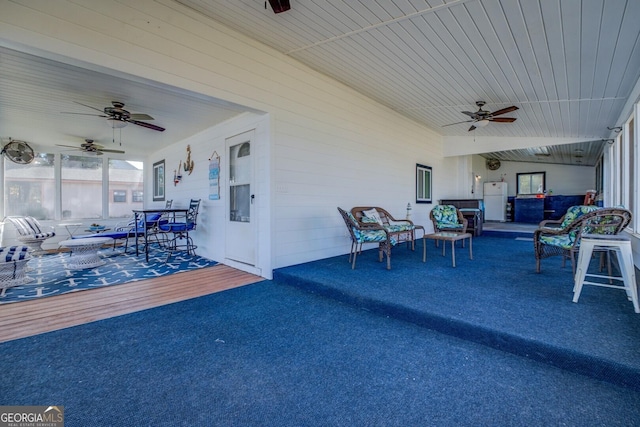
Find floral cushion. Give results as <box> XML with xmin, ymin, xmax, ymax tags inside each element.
<box><xmin>362</xmin><ymin>208</ymin><xmax>383</xmax><ymax>225</ymax></box>
<box><xmin>559</xmin><ymin>205</ymin><xmax>599</xmax><ymax>228</ymax></box>
<box><xmin>432</xmin><ymin>205</ymin><xmax>462</xmax><ymax>227</ymax></box>
<box><xmin>385</xmin><ymin>224</ymin><xmax>415</xmax><ymax>232</ymax></box>
<box><xmin>540</xmin><ymin>234</ymin><xmax>575</xmax><ymax>249</ymax></box>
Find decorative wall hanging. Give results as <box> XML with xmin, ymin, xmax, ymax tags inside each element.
<box><xmin>174</xmin><ymin>160</ymin><xmax>183</xmax><ymax>186</ymax></box>
<box><xmin>183</xmin><ymin>144</ymin><xmax>194</xmax><ymax>175</ymax></box>
<box><xmin>208</xmin><ymin>150</ymin><xmax>220</xmax><ymax>200</ymax></box>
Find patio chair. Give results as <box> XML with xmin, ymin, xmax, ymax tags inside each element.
<box><xmin>338</xmin><ymin>207</ymin><xmax>397</xmax><ymax>270</ymax></box>
<box><xmin>158</xmin><ymin>199</ymin><xmax>201</xmax><ymax>261</ymax></box>
<box><xmin>3</xmin><ymin>216</ymin><xmax>55</xmax><ymax>253</ymax></box>
<box><xmin>534</xmin><ymin>206</ymin><xmax>631</xmax><ymax>273</ymax></box>
<box><xmin>429</xmin><ymin>205</ymin><xmax>468</xmax><ymax>234</ymax></box>
<box><xmin>73</xmin><ymin>212</ymin><xmax>163</xmax><ymax>253</ymax></box>
<box><xmin>351</xmin><ymin>206</ymin><xmax>418</xmax><ymax>249</ymax></box>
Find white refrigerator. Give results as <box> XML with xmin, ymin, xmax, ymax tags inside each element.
<box><xmin>484</xmin><ymin>182</ymin><xmax>508</xmax><ymax>222</ymax></box>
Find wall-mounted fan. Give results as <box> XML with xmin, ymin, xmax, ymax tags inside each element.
<box><xmin>62</xmin><ymin>101</ymin><xmax>165</xmax><ymax>132</ymax></box>
<box><xmin>443</xmin><ymin>101</ymin><xmax>518</xmax><ymax>131</ymax></box>
<box><xmin>266</xmin><ymin>0</ymin><xmax>291</xmax><ymax>13</ymax></box>
<box><xmin>56</xmin><ymin>139</ymin><xmax>125</xmax><ymax>155</ymax></box>
<box><xmin>1</xmin><ymin>139</ymin><xmax>35</xmax><ymax>164</ymax></box>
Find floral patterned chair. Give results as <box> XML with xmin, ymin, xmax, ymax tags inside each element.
<box><xmin>351</xmin><ymin>206</ymin><xmax>419</xmax><ymax>249</ymax></box>
<box><xmin>429</xmin><ymin>205</ymin><xmax>468</xmax><ymax>233</ymax></box>
<box><xmin>338</xmin><ymin>207</ymin><xmax>397</xmax><ymax>270</ymax></box>
<box><xmin>533</xmin><ymin>206</ymin><xmax>631</xmax><ymax>273</ymax></box>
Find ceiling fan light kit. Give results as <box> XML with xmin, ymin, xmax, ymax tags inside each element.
<box><xmin>108</xmin><ymin>118</ymin><xmax>127</xmax><ymax>129</ymax></box>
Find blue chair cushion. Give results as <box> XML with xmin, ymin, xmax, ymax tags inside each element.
<box><xmin>0</xmin><ymin>246</ymin><xmax>31</xmax><ymax>262</ymax></box>
<box><xmin>159</xmin><ymin>222</ymin><xmax>195</xmax><ymax>233</ymax></box>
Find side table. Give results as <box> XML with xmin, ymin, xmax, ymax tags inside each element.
<box><xmin>59</xmin><ymin>237</ymin><xmax>113</xmax><ymax>270</ymax></box>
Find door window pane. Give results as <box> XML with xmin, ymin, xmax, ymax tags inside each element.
<box><xmin>229</xmin><ymin>142</ymin><xmax>251</xmax><ymax>222</ymax></box>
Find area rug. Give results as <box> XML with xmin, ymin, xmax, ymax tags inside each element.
<box><xmin>0</xmin><ymin>247</ymin><xmax>217</xmax><ymax>304</ymax></box>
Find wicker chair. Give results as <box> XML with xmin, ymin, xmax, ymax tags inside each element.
<box><xmin>337</xmin><ymin>207</ymin><xmax>396</xmax><ymax>270</ymax></box>
<box><xmin>429</xmin><ymin>205</ymin><xmax>468</xmax><ymax>234</ymax></box>
<box><xmin>3</xmin><ymin>216</ymin><xmax>55</xmax><ymax>253</ymax></box>
<box><xmin>350</xmin><ymin>206</ymin><xmax>417</xmax><ymax>248</ymax></box>
<box><xmin>534</xmin><ymin>207</ymin><xmax>631</xmax><ymax>273</ymax></box>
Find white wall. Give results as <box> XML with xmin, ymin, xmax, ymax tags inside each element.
<box><xmin>474</xmin><ymin>156</ymin><xmax>596</xmax><ymax>198</ymax></box>
<box><xmin>0</xmin><ymin>0</ymin><xmax>453</xmax><ymax>276</ymax></box>
<box><xmin>149</xmin><ymin>113</ymin><xmax>271</xmax><ymax>277</ymax></box>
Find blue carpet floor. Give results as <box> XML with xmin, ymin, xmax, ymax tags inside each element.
<box><xmin>274</xmin><ymin>235</ymin><xmax>640</xmax><ymax>391</ymax></box>
<box><xmin>1</xmin><ymin>282</ymin><xmax>640</xmax><ymax>426</ymax></box>
<box><xmin>0</xmin><ymin>247</ymin><xmax>217</xmax><ymax>304</ymax></box>
<box><xmin>1</xmin><ymin>235</ymin><xmax>639</xmax><ymax>426</ymax></box>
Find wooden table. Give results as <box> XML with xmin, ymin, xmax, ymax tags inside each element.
<box><xmin>424</xmin><ymin>232</ymin><xmax>473</xmax><ymax>267</ymax></box>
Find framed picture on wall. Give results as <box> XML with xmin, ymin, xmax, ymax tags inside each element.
<box><xmin>416</xmin><ymin>163</ymin><xmax>432</xmax><ymax>204</ymax></box>
<box><xmin>153</xmin><ymin>160</ymin><xmax>165</xmax><ymax>201</ymax></box>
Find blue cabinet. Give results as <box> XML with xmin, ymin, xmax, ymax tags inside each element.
<box><xmin>514</xmin><ymin>198</ymin><xmax>544</xmax><ymax>223</ymax></box>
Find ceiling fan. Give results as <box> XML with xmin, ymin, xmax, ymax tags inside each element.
<box><xmin>1</xmin><ymin>139</ymin><xmax>35</xmax><ymax>164</ymax></box>
<box><xmin>62</xmin><ymin>101</ymin><xmax>165</xmax><ymax>132</ymax></box>
<box><xmin>266</xmin><ymin>0</ymin><xmax>290</xmax><ymax>13</ymax></box>
<box><xmin>443</xmin><ymin>101</ymin><xmax>519</xmax><ymax>131</ymax></box>
<box><xmin>56</xmin><ymin>139</ymin><xmax>125</xmax><ymax>155</ymax></box>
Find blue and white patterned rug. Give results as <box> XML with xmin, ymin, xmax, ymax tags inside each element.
<box><xmin>0</xmin><ymin>247</ymin><xmax>217</xmax><ymax>304</ymax></box>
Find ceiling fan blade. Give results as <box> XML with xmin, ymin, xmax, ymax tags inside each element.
<box><xmin>442</xmin><ymin>119</ymin><xmax>474</xmax><ymax>127</ymax></box>
<box><xmin>128</xmin><ymin>119</ymin><xmax>165</xmax><ymax>132</ymax></box>
<box><xmin>461</xmin><ymin>111</ymin><xmax>477</xmax><ymax>118</ymax></box>
<box><xmin>468</xmin><ymin>125</ymin><xmax>477</xmax><ymax>131</ymax></box>
<box><xmin>99</xmin><ymin>148</ymin><xmax>126</xmax><ymax>154</ymax></box>
<box><xmin>490</xmin><ymin>106</ymin><xmax>519</xmax><ymax>117</ymax></box>
<box><xmin>73</xmin><ymin>101</ymin><xmax>105</xmax><ymax>113</ymax></box>
<box><xmin>268</xmin><ymin>0</ymin><xmax>291</xmax><ymax>13</ymax></box>
<box><xmin>56</xmin><ymin>144</ymin><xmax>82</xmax><ymax>149</ymax></box>
<box><xmin>130</xmin><ymin>113</ymin><xmax>154</xmax><ymax>121</ymax></box>
<box><xmin>61</xmin><ymin>112</ymin><xmax>108</xmax><ymax>117</ymax></box>
<box><xmin>489</xmin><ymin>117</ymin><xmax>517</xmax><ymax>123</ymax></box>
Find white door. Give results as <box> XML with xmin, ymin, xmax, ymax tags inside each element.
<box><xmin>225</xmin><ymin>130</ymin><xmax>256</xmax><ymax>265</ymax></box>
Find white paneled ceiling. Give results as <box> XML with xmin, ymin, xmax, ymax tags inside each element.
<box><xmin>0</xmin><ymin>46</ymin><xmax>250</xmax><ymax>158</ymax></box>
<box><xmin>2</xmin><ymin>0</ymin><xmax>639</xmax><ymax>164</ymax></box>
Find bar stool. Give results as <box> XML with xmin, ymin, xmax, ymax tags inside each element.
<box><xmin>573</xmin><ymin>234</ymin><xmax>639</xmax><ymax>313</ymax></box>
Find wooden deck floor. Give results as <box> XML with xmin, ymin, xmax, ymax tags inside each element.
<box><xmin>0</xmin><ymin>264</ymin><xmax>264</xmax><ymax>343</ymax></box>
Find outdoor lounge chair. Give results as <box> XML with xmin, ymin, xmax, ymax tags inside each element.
<box><xmin>73</xmin><ymin>213</ymin><xmax>163</xmax><ymax>253</ymax></box>
<box><xmin>3</xmin><ymin>216</ymin><xmax>55</xmax><ymax>253</ymax></box>
<box><xmin>533</xmin><ymin>206</ymin><xmax>631</xmax><ymax>273</ymax></box>
<box><xmin>338</xmin><ymin>207</ymin><xmax>397</xmax><ymax>270</ymax></box>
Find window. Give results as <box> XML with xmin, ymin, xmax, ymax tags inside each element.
<box><xmin>416</xmin><ymin>164</ymin><xmax>432</xmax><ymax>204</ymax></box>
<box><xmin>113</xmin><ymin>190</ymin><xmax>126</xmax><ymax>203</ymax></box>
<box><xmin>516</xmin><ymin>172</ymin><xmax>545</xmax><ymax>195</ymax></box>
<box><xmin>3</xmin><ymin>153</ymin><xmax>55</xmax><ymax>219</ymax></box>
<box><xmin>3</xmin><ymin>153</ymin><xmax>144</xmax><ymax>220</ymax></box>
<box><xmin>109</xmin><ymin>160</ymin><xmax>143</xmax><ymax>218</ymax></box>
<box><xmin>61</xmin><ymin>155</ymin><xmax>103</xmax><ymax>219</ymax></box>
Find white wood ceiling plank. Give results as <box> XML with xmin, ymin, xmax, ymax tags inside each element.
<box><xmin>607</xmin><ymin>0</ymin><xmax>640</xmax><ymax>98</ymax></box>
<box><xmin>539</xmin><ymin>0</ymin><xmax>569</xmax><ymax>101</ymax></box>
<box><xmin>578</xmin><ymin>0</ymin><xmax>602</xmax><ymax>100</ymax></box>
<box><xmin>520</xmin><ymin>0</ymin><xmax>559</xmax><ymax>101</ymax></box>
<box><xmin>463</xmin><ymin>0</ymin><xmax>529</xmax><ymax>102</ymax></box>
<box><xmin>559</xmin><ymin>0</ymin><xmax>583</xmax><ymax>102</ymax></box>
<box><xmin>591</xmin><ymin>3</ymin><xmax>627</xmax><ymax>100</ymax></box>
<box><xmin>499</xmin><ymin>0</ymin><xmax>549</xmax><ymax>103</ymax></box>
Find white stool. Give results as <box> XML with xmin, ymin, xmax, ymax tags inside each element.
<box><xmin>573</xmin><ymin>234</ymin><xmax>639</xmax><ymax>313</ymax></box>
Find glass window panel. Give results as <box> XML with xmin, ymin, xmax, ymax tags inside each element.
<box><xmin>61</xmin><ymin>154</ymin><xmax>102</xmax><ymax>220</ymax></box>
<box><xmin>516</xmin><ymin>172</ymin><xmax>545</xmax><ymax>195</ymax></box>
<box><xmin>3</xmin><ymin>153</ymin><xmax>55</xmax><ymax>219</ymax></box>
<box><xmin>109</xmin><ymin>160</ymin><xmax>143</xmax><ymax>218</ymax></box>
